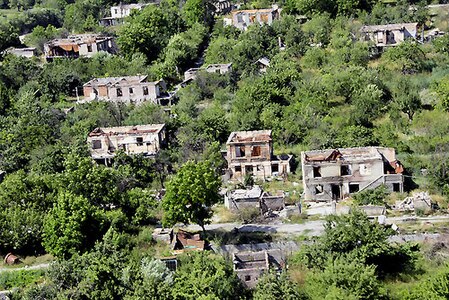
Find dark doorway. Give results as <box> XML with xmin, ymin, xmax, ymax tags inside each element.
<box><xmin>331</xmin><ymin>184</ymin><xmax>341</xmax><ymax>201</ymax></box>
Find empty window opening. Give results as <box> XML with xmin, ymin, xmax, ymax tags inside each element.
<box><xmin>349</xmin><ymin>184</ymin><xmax>360</xmax><ymax>193</ymax></box>
<box><xmin>251</xmin><ymin>146</ymin><xmax>261</xmax><ymax>157</ymax></box>
<box><xmin>245</xmin><ymin>275</ymin><xmax>251</xmax><ymax>281</ymax></box>
<box><xmin>129</xmin><ymin>87</ymin><xmax>134</xmax><ymax>94</ymax></box>
<box><xmin>136</xmin><ymin>137</ymin><xmax>143</xmax><ymax>146</ymax></box>
<box><xmin>92</xmin><ymin>140</ymin><xmax>102</xmax><ymax>149</ymax></box>
<box><xmin>271</xmin><ymin>164</ymin><xmax>279</xmax><ymax>173</ymax></box>
<box><xmin>341</xmin><ymin>165</ymin><xmax>352</xmax><ymax>176</ymax></box>
<box><xmin>393</xmin><ymin>183</ymin><xmax>400</xmax><ymax>192</ymax></box>
<box><xmin>116</xmin><ymin>88</ymin><xmax>123</xmax><ymax>97</ymax></box>
<box><xmin>331</xmin><ymin>184</ymin><xmax>341</xmax><ymax>200</ymax></box>
<box><xmin>257</xmin><ymin>165</ymin><xmax>263</xmax><ymax>171</ymax></box>
<box><xmin>245</xmin><ymin>165</ymin><xmax>253</xmax><ymax>174</ymax></box>
<box><xmin>143</xmin><ymin>86</ymin><xmax>149</xmax><ymax>95</ymax></box>
<box><xmin>315</xmin><ymin>184</ymin><xmax>324</xmax><ymax>195</ymax></box>
<box><xmin>313</xmin><ymin>166</ymin><xmax>321</xmax><ymax>178</ymax></box>
<box><xmin>235</xmin><ymin>146</ymin><xmax>245</xmax><ymax>157</ymax></box>
<box><xmin>87</xmin><ymin>44</ymin><xmax>92</xmax><ymax>52</ymax></box>
<box><xmin>235</xmin><ymin>166</ymin><xmax>242</xmax><ymax>172</ymax></box>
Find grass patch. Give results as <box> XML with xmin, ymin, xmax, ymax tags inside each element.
<box><xmin>0</xmin><ymin>269</ymin><xmax>44</xmax><ymax>290</ymax></box>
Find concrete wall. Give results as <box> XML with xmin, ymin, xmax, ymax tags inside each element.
<box><xmin>88</xmin><ymin>129</ymin><xmax>165</xmax><ymax>159</ymax></box>
<box><xmin>303</xmin><ymin>159</ymin><xmax>386</xmax><ymax>201</ymax></box>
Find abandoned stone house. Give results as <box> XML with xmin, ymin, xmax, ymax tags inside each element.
<box><xmin>255</xmin><ymin>57</ymin><xmax>270</xmax><ymax>73</ymax></box>
<box><xmin>44</xmin><ymin>34</ymin><xmax>117</xmax><ymax>60</ymax></box>
<box><xmin>100</xmin><ymin>3</ymin><xmax>149</xmax><ymax>26</ymax></box>
<box><xmin>233</xmin><ymin>250</ymin><xmax>283</xmax><ymax>288</ymax></box>
<box><xmin>87</xmin><ymin>124</ymin><xmax>166</xmax><ymax>164</ymax></box>
<box><xmin>213</xmin><ymin>0</ymin><xmax>232</xmax><ymax>15</ymax></box>
<box><xmin>225</xmin><ymin>130</ymin><xmax>292</xmax><ymax>181</ymax></box>
<box><xmin>228</xmin><ymin>6</ymin><xmax>280</xmax><ymax>31</ymax></box>
<box><xmin>82</xmin><ymin>76</ymin><xmax>173</xmax><ymax>105</ymax></box>
<box><xmin>224</xmin><ymin>185</ymin><xmax>285</xmax><ymax>213</ymax></box>
<box><xmin>301</xmin><ymin>147</ymin><xmax>404</xmax><ymax>202</ymax></box>
<box><xmin>4</xmin><ymin>47</ymin><xmax>37</xmax><ymax>58</ymax></box>
<box><xmin>183</xmin><ymin>63</ymin><xmax>232</xmax><ymax>81</ymax></box>
<box><xmin>360</xmin><ymin>23</ymin><xmax>418</xmax><ymax>47</ymax></box>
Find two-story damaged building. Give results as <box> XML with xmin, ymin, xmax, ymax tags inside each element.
<box><xmin>87</xmin><ymin>124</ymin><xmax>166</xmax><ymax>164</ymax></box>
<box><xmin>301</xmin><ymin>147</ymin><xmax>404</xmax><ymax>202</ymax></box>
<box><xmin>226</xmin><ymin>130</ymin><xmax>292</xmax><ymax>181</ymax></box>
<box><xmin>44</xmin><ymin>34</ymin><xmax>117</xmax><ymax>60</ymax></box>
<box><xmin>100</xmin><ymin>3</ymin><xmax>150</xmax><ymax>26</ymax></box>
<box><xmin>228</xmin><ymin>6</ymin><xmax>280</xmax><ymax>31</ymax></box>
<box><xmin>360</xmin><ymin>23</ymin><xmax>418</xmax><ymax>47</ymax></box>
<box><xmin>82</xmin><ymin>76</ymin><xmax>173</xmax><ymax>105</ymax></box>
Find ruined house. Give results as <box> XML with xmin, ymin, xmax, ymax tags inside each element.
<box><xmin>183</xmin><ymin>63</ymin><xmax>232</xmax><ymax>81</ymax></box>
<box><xmin>87</xmin><ymin>124</ymin><xmax>166</xmax><ymax>164</ymax></box>
<box><xmin>171</xmin><ymin>229</ymin><xmax>206</xmax><ymax>254</ymax></box>
<box><xmin>82</xmin><ymin>76</ymin><xmax>173</xmax><ymax>105</ymax></box>
<box><xmin>213</xmin><ymin>0</ymin><xmax>232</xmax><ymax>14</ymax></box>
<box><xmin>228</xmin><ymin>6</ymin><xmax>280</xmax><ymax>31</ymax></box>
<box><xmin>44</xmin><ymin>34</ymin><xmax>117</xmax><ymax>60</ymax></box>
<box><xmin>225</xmin><ymin>130</ymin><xmax>292</xmax><ymax>181</ymax></box>
<box><xmin>360</xmin><ymin>23</ymin><xmax>418</xmax><ymax>47</ymax></box>
<box><xmin>232</xmin><ymin>250</ymin><xmax>283</xmax><ymax>288</ymax></box>
<box><xmin>224</xmin><ymin>185</ymin><xmax>285</xmax><ymax>213</ymax></box>
<box><xmin>301</xmin><ymin>147</ymin><xmax>404</xmax><ymax>202</ymax></box>
<box><xmin>100</xmin><ymin>3</ymin><xmax>150</xmax><ymax>26</ymax></box>
<box><xmin>4</xmin><ymin>47</ymin><xmax>37</xmax><ymax>58</ymax></box>
<box><xmin>255</xmin><ymin>57</ymin><xmax>270</xmax><ymax>73</ymax></box>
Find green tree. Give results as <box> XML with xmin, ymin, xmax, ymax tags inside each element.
<box><xmin>42</xmin><ymin>192</ymin><xmax>100</xmax><ymax>258</ymax></box>
<box><xmin>117</xmin><ymin>5</ymin><xmax>176</xmax><ymax>62</ymax></box>
<box><xmin>305</xmin><ymin>255</ymin><xmax>387</xmax><ymax>300</ymax></box>
<box><xmin>253</xmin><ymin>271</ymin><xmax>306</xmax><ymax>300</ymax></box>
<box><xmin>171</xmin><ymin>252</ymin><xmax>246</xmax><ymax>300</ymax></box>
<box><xmin>162</xmin><ymin>160</ymin><xmax>221</xmax><ymax>232</ymax></box>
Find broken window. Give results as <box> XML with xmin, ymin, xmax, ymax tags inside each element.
<box><xmin>143</xmin><ymin>86</ymin><xmax>149</xmax><ymax>95</ymax></box>
<box><xmin>116</xmin><ymin>88</ymin><xmax>123</xmax><ymax>97</ymax></box>
<box><xmin>315</xmin><ymin>184</ymin><xmax>324</xmax><ymax>195</ymax></box>
<box><xmin>92</xmin><ymin>140</ymin><xmax>102</xmax><ymax>149</ymax></box>
<box><xmin>235</xmin><ymin>146</ymin><xmax>245</xmax><ymax>157</ymax></box>
<box><xmin>341</xmin><ymin>165</ymin><xmax>352</xmax><ymax>176</ymax></box>
<box><xmin>235</xmin><ymin>166</ymin><xmax>242</xmax><ymax>172</ymax></box>
<box><xmin>245</xmin><ymin>275</ymin><xmax>251</xmax><ymax>281</ymax></box>
<box><xmin>393</xmin><ymin>183</ymin><xmax>400</xmax><ymax>192</ymax></box>
<box><xmin>245</xmin><ymin>165</ymin><xmax>253</xmax><ymax>174</ymax></box>
<box><xmin>136</xmin><ymin>137</ymin><xmax>143</xmax><ymax>146</ymax></box>
<box><xmin>271</xmin><ymin>164</ymin><xmax>279</xmax><ymax>173</ymax></box>
<box><xmin>129</xmin><ymin>87</ymin><xmax>134</xmax><ymax>94</ymax></box>
<box><xmin>251</xmin><ymin>146</ymin><xmax>261</xmax><ymax>157</ymax></box>
<box><xmin>313</xmin><ymin>166</ymin><xmax>321</xmax><ymax>178</ymax></box>
<box><xmin>349</xmin><ymin>184</ymin><xmax>360</xmax><ymax>193</ymax></box>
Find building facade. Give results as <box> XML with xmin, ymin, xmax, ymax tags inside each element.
<box><xmin>82</xmin><ymin>76</ymin><xmax>172</xmax><ymax>105</ymax></box>
<box><xmin>100</xmin><ymin>3</ymin><xmax>149</xmax><ymax>26</ymax></box>
<box><xmin>44</xmin><ymin>34</ymin><xmax>116</xmax><ymax>60</ymax></box>
<box><xmin>229</xmin><ymin>6</ymin><xmax>280</xmax><ymax>30</ymax></box>
<box><xmin>87</xmin><ymin>124</ymin><xmax>166</xmax><ymax>164</ymax></box>
<box><xmin>360</xmin><ymin>23</ymin><xmax>418</xmax><ymax>47</ymax></box>
<box><xmin>301</xmin><ymin>147</ymin><xmax>404</xmax><ymax>202</ymax></box>
<box><xmin>225</xmin><ymin>130</ymin><xmax>291</xmax><ymax>181</ymax></box>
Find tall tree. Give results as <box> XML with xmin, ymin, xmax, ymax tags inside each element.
<box><xmin>162</xmin><ymin>160</ymin><xmax>221</xmax><ymax>232</ymax></box>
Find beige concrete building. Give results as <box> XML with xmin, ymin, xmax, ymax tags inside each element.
<box><xmin>301</xmin><ymin>147</ymin><xmax>404</xmax><ymax>202</ymax></box>
<box><xmin>225</xmin><ymin>130</ymin><xmax>292</xmax><ymax>181</ymax></box>
<box><xmin>228</xmin><ymin>6</ymin><xmax>280</xmax><ymax>31</ymax></box>
<box><xmin>360</xmin><ymin>23</ymin><xmax>418</xmax><ymax>47</ymax></box>
<box><xmin>82</xmin><ymin>76</ymin><xmax>173</xmax><ymax>105</ymax></box>
<box><xmin>100</xmin><ymin>3</ymin><xmax>150</xmax><ymax>26</ymax></box>
<box><xmin>44</xmin><ymin>34</ymin><xmax>117</xmax><ymax>60</ymax></box>
<box><xmin>87</xmin><ymin>124</ymin><xmax>166</xmax><ymax>164</ymax></box>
